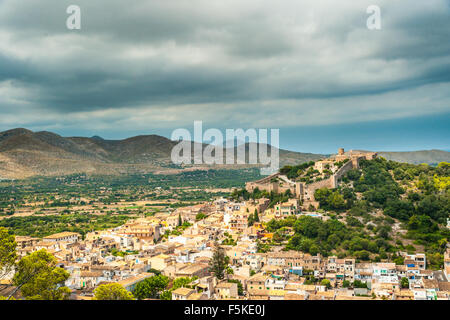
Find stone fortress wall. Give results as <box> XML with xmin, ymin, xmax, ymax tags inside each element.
<box><xmin>331</xmin><ymin>157</ymin><xmax>355</xmax><ymax>187</ymax></box>
<box><xmin>245</xmin><ymin>148</ymin><xmax>377</xmax><ymax>210</ymax></box>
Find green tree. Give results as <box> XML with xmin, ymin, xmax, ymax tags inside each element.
<box><xmin>321</xmin><ymin>279</ymin><xmax>332</xmax><ymax>289</ymax></box>
<box><xmin>254</xmin><ymin>209</ymin><xmax>259</xmax><ymax>223</ymax></box>
<box><xmin>347</xmin><ymin>169</ymin><xmax>362</xmax><ymax>181</ymax></box>
<box><xmin>256</xmin><ymin>240</ymin><xmax>270</xmax><ymax>253</ymax></box>
<box><xmin>209</xmin><ymin>243</ymin><xmax>227</xmax><ymax>280</ymax></box>
<box><xmin>0</xmin><ymin>227</ymin><xmax>16</xmax><ymax>280</ymax></box>
<box><xmin>352</xmin><ymin>280</ymin><xmax>367</xmax><ymax>288</ymax></box>
<box><xmin>247</xmin><ymin>214</ymin><xmax>254</xmax><ymax>227</ymax></box>
<box><xmin>132</xmin><ymin>275</ymin><xmax>170</xmax><ymax>300</ymax></box>
<box><xmin>159</xmin><ymin>290</ymin><xmax>172</xmax><ymax>300</ymax></box>
<box><xmin>401</xmin><ymin>277</ymin><xmax>409</xmax><ymax>289</ymax></box>
<box><xmin>314</xmin><ymin>188</ymin><xmax>331</xmax><ymax>207</ymax></box>
<box><xmin>427</xmin><ymin>252</ymin><xmax>444</xmax><ymax>270</ymax></box>
<box><xmin>12</xmin><ymin>249</ymin><xmax>70</xmax><ymax>300</ymax></box>
<box><xmin>393</xmin><ymin>255</ymin><xmax>405</xmax><ymax>265</ymax></box>
<box><xmin>94</xmin><ymin>283</ymin><xmax>134</xmax><ymax>300</ymax></box>
<box><xmin>328</xmin><ymin>191</ymin><xmax>346</xmax><ymax>210</ymax></box>
<box><xmin>195</xmin><ymin>213</ymin><xmax>206</xmax><ymax>221</ymax></box>
<box><xmin>355</xmin><ymin>250</ymin><xmax>371</xmax><ymax>261</ymax></box>
<box><xmin>172</xmin><ymin>276</ymin><xmax>196</xmax><ymax>290</ymax></box>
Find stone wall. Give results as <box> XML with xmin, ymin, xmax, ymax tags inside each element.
<box><xmin>303</xmin><ymin>158</ymin><xmax>355</xmax><ymax>201</ymax></box>
<box><xmin>246</xmin><ymin>152</ymin><xmax>371</xmax><ymax>205</ymax></box>
<box><xmin>332</xmin><ymin>159</ymin><xmax>354</xmax><ymax>187</ymax></box>
<box><xmin>302</xmin><ymin>178</ymin><xmax>334</xmax><ymax>202</ymax></box>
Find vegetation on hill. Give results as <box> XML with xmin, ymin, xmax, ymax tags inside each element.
<box><xmin>279</xmin><ymin>159</ymin><xmax>350</xmax><ymax>184</ymax></box>
<box><xmin>266</xmin><ymin>159</ymin><xmax>450</xmax><ymax>269</ymax></box>
<box><xmin>231</xmin><ymin>187</ymin><xmax>294</xmax><ymax>208</ymax></box>
<box><xmin>279</xmin><ymin>161</ymin><xmax>316</xmax><ymax>180</ymax></box>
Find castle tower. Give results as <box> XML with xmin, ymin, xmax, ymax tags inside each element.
<box><xmin>338</xmin><ymin>148</ymin><xmax>344</xmax><ymax>155</ymax></box>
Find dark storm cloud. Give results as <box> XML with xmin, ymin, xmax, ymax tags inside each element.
<box><xmin>0</xmin><ymin>0</ymin><xmax>449</xmax><ymax>132</ymax></box>
<box><xmin>38</xmin><ymin>66</ymin><xmax>259</xmax><ymax>111</ymax></box>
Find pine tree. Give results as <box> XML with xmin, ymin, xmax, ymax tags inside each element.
<box><xmin>208</xmin><ymin>243</ymin><xmax>227</xmax><ymax>280</ymax></box>
<box><xmin>247</xmin><ymin>214</ymin><xmax>254</xmax><ymax>227</ymax></box>
<box><xmin>178</xmin><ymin>213</ymin><xmax>182</xmax><ymax>227</ymax></box>
<box><xmin>254</xmin><ymin>209</ymin><xmax>259</xmax><ymax>223</ymax></box>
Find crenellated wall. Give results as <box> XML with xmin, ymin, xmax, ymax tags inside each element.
<box><xmin>245</xmin><ymin>149</ymin><xmax>376</xmax><ymax>208</ymax></box>
<box><xmin>332</xmin><ymin>159</ymin><xmax>355</xmax><ymax>187</ymax></box>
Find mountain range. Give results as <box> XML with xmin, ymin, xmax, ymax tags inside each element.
<box><xmin>0</xmin><ymin>128</ymin><xmax>321</xmax><ymax>179</ymax></box>
<box><xmin>0</xmin><ymin>128</ymin><xmax>448</xmax><ymax>179</ymax></box>
<box><xmin>377</xmin><ymin>150</ymin><xmax>450</xmax><ymax>165</ymax></box>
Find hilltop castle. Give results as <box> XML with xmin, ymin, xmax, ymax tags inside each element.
<box><xmin>245</xmin><ymin>148</ymin><xmax>377</xmax><ymax>210</ymax></box>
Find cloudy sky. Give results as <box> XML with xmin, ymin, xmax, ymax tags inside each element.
<box><xmin>0</xmin><ymin>0</ymin><xmax>449</xmax><ymax>153</ymax></box>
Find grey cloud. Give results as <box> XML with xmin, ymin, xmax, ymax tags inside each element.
<box><xmin>0</xmin><ymin>0</ymin><xmax>449</xmax><ymax>132</ymax></box>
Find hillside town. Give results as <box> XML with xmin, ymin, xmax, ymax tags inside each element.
<box><xmin>2</xmin><ymin>196</ymin><xmax>450</xmax><ymax>300</ymax></box>
<box><xmin>1</xmin><ymin>149</ymin><xmax>449</xmax><ymax>301</ymax></box>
